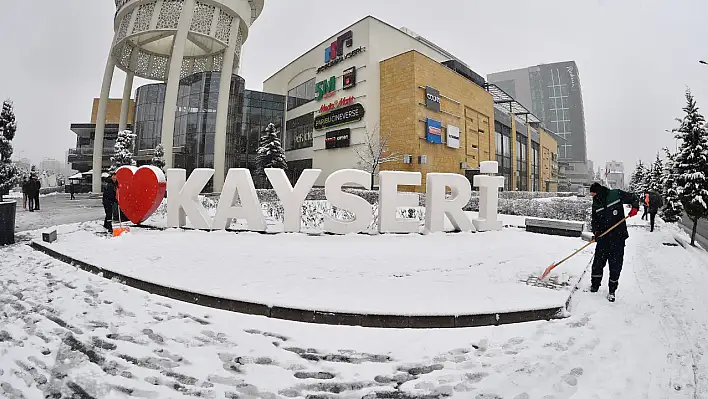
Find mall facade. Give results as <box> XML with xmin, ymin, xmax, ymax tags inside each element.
<box><xmin>263</xmin><ymin>16</ymin><xmax>560</xmax><ymax>192</ymax></box>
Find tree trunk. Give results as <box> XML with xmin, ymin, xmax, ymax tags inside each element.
<box><xmin>370</xmin><ymin>172</ymin><xmax>375</xmax><ymax>191</ymax></box>
<box><xmin>691</xmin><ymin>217</ymin><xmax>699</xmax><ymax>247</ymax></box>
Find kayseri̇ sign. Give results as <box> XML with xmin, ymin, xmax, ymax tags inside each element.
<box><xmin>425</xmin><ymin>86</ymin><xmax>441</xmax><ymax>112</ymax></box>
<box><xmin>325</xmin><ymin>128</ymin><xmax>350</xmax><ymax>149</ymax></box>
<box><xmin>318</xmin><ymin>30</ymin><xmax>366</xmax><ymax>74</ymax></box>
<box><xmin>315</xmin><ymin>103</ymin><xmax>364</xmax><ymax>130</ymax></box>
<box><xmin>157</xmin><ymin>162</ymin><xmax>504</xmax><ymax>234</ymax></box>
<box><xmin>319</xmin><ymin>96</ymin><xmax>354</xmax><ymax>113</ymax></box>
<box><xmin>446</xmin><ymin>125</ymin><xmax>460</xmax><ymax>149</ymax></box>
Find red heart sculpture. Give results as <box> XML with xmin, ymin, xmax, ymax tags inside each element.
<box><xmin>115</xmin><ymin>166</ymin><xmax>166</xmax><ymax>224</ymax></box>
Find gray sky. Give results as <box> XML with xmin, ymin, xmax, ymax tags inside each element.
<box><xmin>1</xmin><ymin>0</ymin><xmax>706</xmax><ymax>175</ymax></box>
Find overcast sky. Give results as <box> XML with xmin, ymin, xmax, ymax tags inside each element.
<box><xmin>0</xmin><ymin>0</ymin><xmax>706</xmax><ymax>176</ymax></box>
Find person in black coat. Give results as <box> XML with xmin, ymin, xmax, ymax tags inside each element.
<box><xmin>647</xmin><ymin>191</ymin><xmax>663</xmax><ymax>232</ymax></box>
<box><xmin>102</xmin><ymin>174</ymin><xmax>118</xmax><ymax>231</ymax></box>
<box><xmin>32</xmin><ymin>176</ymin><xmax>41</xmax><ymax>211</ymax></box>
<box><xmin>589</xmin><ymin>182</ymin><xmax>640</xmax><ymax>302</ymax></box>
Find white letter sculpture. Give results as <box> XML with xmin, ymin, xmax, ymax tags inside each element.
<box><xmin>167</xmin><ymin>168</ymin><xmax>214</xmax><ymax>230</ymax></box>
<box><xmin>378</xmin><ymin>171</ymin><xmax>421</xmax><ymax>234</ymax></box>
<box><xmin>424</xmin><ymin>173</ymin><xmax>473</xmax><ymax>233</ymax></box>
<box><xmin>323</xmin><ymin>169</ymin><xmax>373</xmax><ymax>234</ymax></box>
<box><xmin>473</xmin><ymin>161</ymin><xmax>504</xmax><ymax>232</ymax></box>
<box><xmin>266</xmin><ymin>168</ymin><xmax>320</xmax><ymax>233</ymax></box>
<box><xmin>213</xmin><ymin>168</ymin><xmax>266</xmax><ymax>231</ymax></box>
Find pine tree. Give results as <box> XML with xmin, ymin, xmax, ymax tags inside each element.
<box><xmin>151</xmin><ymin>143</ymin><xmax>166</xmax><ymax>170</ymax></box>
<box><xmin>661</xmin><ymin>148</ymin><xmax>684</xmax><ymax>223</ymax></box>
<box><xmin>109</xmin><ymin>130</ymin><xmax>136</xmax><ymax>174</ymax></box>
<box><xmin>256</xmin><ymin>123</ymin><xmax>287</xmax><ymax>175</ymax></box>
<box><xmin>629</xmin><ymin>161</ymin><xmax>647</xmax><ymax>195</ymax></box>
<box><xmin>0</xmin><ymin>99</ymin><xmax>19</xmax><ymax>202</ymax></box>
<box><xmin>672</xmin><ymin>89</ymin><xmax>708</xmax><ymax>246</ymax></box>
<box><xmin>649</xmin><ymin>153</ymin><xmax>664</xmax><ymax>193</ymax></box>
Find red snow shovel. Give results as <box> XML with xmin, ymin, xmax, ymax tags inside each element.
<box><xmin>539</xmin><ymin>214</ymin><xmax>632</xmax><ymax>280</ymax></box>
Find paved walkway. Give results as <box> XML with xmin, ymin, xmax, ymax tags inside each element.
<box><xmin>14</xmin><ymin>193</ymin><xmax>105</xmax><ymax>234</ymax></box>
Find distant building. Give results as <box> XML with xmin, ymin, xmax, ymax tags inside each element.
<box><xmin>488</xmin><ymin>61</ymin><xmax>589</xmax><ymax>190</ymax></box>
<box><xmin>605</xmin><ymin>161</ymin><xmax>625</xmax><ymax>189</ymax></box>
<box><xmin>40</xmin><ymin>158</ymin><xmax>63</xmax><ymax>175</ymax></box>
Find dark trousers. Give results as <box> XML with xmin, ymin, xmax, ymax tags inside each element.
<box><xmin>642</xmin><ymin>206</ymin><xmax>648</xmax><ymax>220</ymax></box>
<box><xmin>650</xmin><ymin>212</ymin><xmax>657</xmax><ymax>232</ymax></box>
<box><xmin>103</xmin><ymin>203</ymin><xmax>114</xmax><ymax>230</ymax></box>
<box><xmin>591</xmin><ymin>239</ymin><xmax>626</xmax><ymax>293</ymax></box>
<box><xmin>28</xmin><ymin>194</ymin><xmax>37</xmax><ymax>211</ymax></box>
<box><xmin>70</xmin><ymin>191</ymin><xmax>75</xmax><ymax>200</ymax></box>
<box><xmin>34</xmin><ymin>194</ymin><xmax>40</xmax><ymax>210</ymax></box>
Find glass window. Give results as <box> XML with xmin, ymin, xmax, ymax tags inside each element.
<box><xmin>206</xmin><ymin>113</ymin><xmax>217</xmax><ymax>133</ymax></box>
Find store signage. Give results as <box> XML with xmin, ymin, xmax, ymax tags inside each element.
<box><xmin>343</xmin><ymin>66</ymin><xmax>357</xmax><ymax>90</ymax></box>
<box><xmin>314</xmin><ymin>103</ymin><xmax>364</xmax><ymax>130</ymax></box>
<box><xmin>426</xmin><ymin>118</ymin><xmax>442</xmax><ymax>144</ymax></box>
<box><xmin>425</xmin><ymin>86</ymin><xmax>441</xmax><ymax>112</ymax></box>
<box><xmin>318</xmin><ymin>30</ymin><xmax>366</xmax><ymax>73</ymax></box>
<box><xmin>165</xmin><ymin>162</ymin><xmax>504</xmax><ymax>233</ymax></box>
<box><xmin>447</xmin><ymin>125</ymin><xmax>460</xmax><ymax>149</ymax></box>
<box><xmin>319</xmin><ymin>96</ymin><xmax>354</xmax><ymax>113</ymax></box>
<box><xmin>316</xmin><ymin>76</ymin><xmax>336</xmax><ymax>100</ymax></box>
<box><xmin>325</xmin><ymin>128</ymin><xmax>351</xmax><ymax>149</ymax></box>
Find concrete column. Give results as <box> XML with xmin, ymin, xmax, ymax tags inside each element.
<box><xmin>160</xmin><ymin>0</ymin><xmax>196</xmax><ymax>170</ymax></box>
<box><xmin>92</xmin><ymin>56</ymin><xmax>116</xmax><ymax>193</ymax></box>
<box><xmin>119</xmin><ymin>72</ymin><xmax>134</xmax><ymax>132</ymax></box>
<box><xmin>212</xmin><ymin>18</ymin><xmax>241</xmax><ymax>192</ymax></box>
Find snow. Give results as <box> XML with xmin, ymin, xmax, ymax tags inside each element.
<box><xmin>2</xmin><ymin>214</ymin><xmax>708</xmax><ymax>397</ymax></box>
<box><xmin>33</xmin><ymin>222</ymin><xmax>592</xmax><ymax>316</ymax></box>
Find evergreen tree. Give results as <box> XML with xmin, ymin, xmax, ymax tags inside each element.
<box><xmin>0</xmin><ymin>99</ymin><xmax>19</xmax><ymax>202</ymax></box>
<box><xmin>649</xmin><ymin>153</ymin><xmax>664</xmax><ymax>193</ymax></box>
<box><xmin>672</xmin><ymin>89</ymin><xmax>708</xmax><ymax>246</ymax></box>
<box><xmin>109</xmin><ymin>130</ymin><xmax>136</xmax><ymax>174</ymax></box>
<box><xmin>629</xmin><ymin>161</ymin><xmax>647</xmax><ymax>194</ymax></box>
<box><xmin>661</xmin><ymin>148</ymin><xmax>684</xmax><ymax>223</ymax></box>
<box><xmin>256</xmin><ymin>123</ymin><xmax>287</xmax><ymax>174</ymax></box>
<box><xmin>151</xmin><ymin>143</ymin><xmax>166</xmax><ymax>170</ymax></box>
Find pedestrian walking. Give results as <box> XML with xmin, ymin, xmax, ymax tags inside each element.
<box><xmin>648</xmin><ymin>190</ymin><xmax>663</xmax><ymax>232</ymax></box>
<box><xmin>69</xmin><ymin>181</ymin><xmax>75</xmax><ymax>200</ymax></box>
<box><xmin>641</xmin><ymin>192</ymin><xmax>649</xmax><ymax>220</ymax></box>
<box><xmin>102</xmin><ymin>173</ymin><xmax>118</xmax><ymax>231</ymax></box>
<box><xmin>32</xmin><ymin>175</ymin><xmax>41</xmax><ymax>211</ymax></box>
<box><xmin>27</xmin><ymin>175</ymin><xmax>38</xmax><ymax>212</ymax></box>
<box><xmin>21</xmin><ymin>177</ymin><xmax>28</xmax><ymax>210</ymax></box>
<box><xmin>589</xmin><ymin>182</ymin><xmax>640</xmax><ymax>302</ymax></box>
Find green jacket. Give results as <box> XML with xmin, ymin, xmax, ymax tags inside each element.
<box><xmin>591</xmin><ymin>188</ymin><xmax>639</xmax><ymax>241</ymax></box>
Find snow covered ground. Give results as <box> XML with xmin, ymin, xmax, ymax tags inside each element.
<box><xmin>30</xmin><ymin>222</ymin><xmax>593</xmax><ymax>316</ymax></box>
<box><xmin>1</xmin><ymin>216</ymin><xmax>708</xmax><ymax>397</ymax></box>
<box><xmin>13</xmin><ymin>193</ymin><xmax>105</xmax><ymax>234</ymax></box>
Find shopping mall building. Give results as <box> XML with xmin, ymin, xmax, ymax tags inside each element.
<box><xmin>73</xmin><ymin>14</ymin><xmax>560</xmax><ymax>192</ymax></box>
<box><xmin>263</xmin><ymin>16</ymin><xmax>561</xmax><ymax>192</ymax></box>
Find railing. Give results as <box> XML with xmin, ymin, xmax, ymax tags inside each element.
<box><xmin>68</xmin><ymin>148</ymin><xmax>113</xmax><ymax>156</ymax></box>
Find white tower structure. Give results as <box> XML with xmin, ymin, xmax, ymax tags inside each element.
<box><xmin>93</xmin><ymin>0</ymin><xmax>264</xmax><ymax>192</ymax></box>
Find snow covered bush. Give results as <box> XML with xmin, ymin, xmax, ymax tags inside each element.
<box><xmin>0</xmin><ymin>99</ymin><xmax>19</xmax><ymax>202</ymax></box>
<box><xmin>151</xmin><ymin>143</ymin><xmax>166</xmax><ymax>170</ymax></box>
<box><xmin>671</xmin><ymin>89</ymin><xmax>708</xmax><ymax>245</ymax></box>
<box><xmin>629</xmin><ymin>161</ymin><xmax>647</xmax><ymax>195</ymax></box>
<box><xmin>661</xmin><ymin>149</ymin><xmax>684</xmax><ymax>223</ymax></box>
<box><xmin>256</xmin><ymin>124</ymin><xmax>287</xmax><ymax>172</ymax></box>
<box><xmin>109</xmin><ymin>130</ymin><xmax>136</xmax><ymax>174</ymax></box>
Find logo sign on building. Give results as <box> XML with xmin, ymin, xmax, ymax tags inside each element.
<box><xmin>315</xmin><ymin>103</ymin><xmax>365</xmax><ymax>130</ymax></box>
<box><xmin>343</xmin><ymin>66</ymin><xmax>356</xmax><ymax>90</ymax></box>
<box><xmin>446</xmin><ymin>125</ymin><xmax>460</xmax><ymax>149</ymax></box>
<box><xmin>426</xmin><ymin>118</ymin><xmax>442</xmax><ymax>144</ymax></box>
<box><xmin>318</xmin><ymin>30</ymin><xmax>366</xmax><ymax>74</ymax></box>
<box><xmin>425</xmin><ymin>86</ymin><xmax>441</xmax><ymax>112</ymax></box>
<box><xmin>316</xmin><ymin>76</ymin><xmax>336</xmax><ymax>100</ymax></box>
<box><xmin>319</xmin><ymin>96</ymin><xmax>354</xmax><ymax>113</ymax></box>
<box><xmin>325</xmin><ymin>128</ymin><xmax>351</xmax><ymax>149</ymax></box>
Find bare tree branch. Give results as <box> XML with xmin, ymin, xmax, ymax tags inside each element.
<box><xmin>353</xmin><ymin>125</ymin><xmax>402</xmax><ymax>189</ymax></box>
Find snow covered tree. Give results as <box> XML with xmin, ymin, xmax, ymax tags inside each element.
<box><xmin>648</xmin><ymin>153</ymin><xmax>664</xmax><ymax>193</ymax></box>
<box><xmin>0</xmin><ymin>99</ymin><xmax>19</xmax><ymax>202</ymax></box>
<box><xmin>109</xmin><ymin>130</ymin><xmax>136</xmax><ymax>174</ymax></box>
<box><xmin>672</xmin><ymin>89</ymin><xmax>708</xmax><ymax>246</ymax></box>
<box><xmin>629</xmin><ymin>161</ymin><xmax>647</xmax><ymax>195</ymax></box>
<box><xmin>151</xmin><ymin>143</ymin><xmax>166</xmax><ymax>170</ymax></box>
<box><xmin>256</xmin><ymin>123</ymin><xmax>287</xmax><ymax>175</ymax></box>
<box><xmin>354</xmin><ymin>126</ymin><xmax>402</xmax><ymax>190</ymax></box>
<box><xmin>661</xmin><ymin>148</ymin><xmax>684</xmax><ymax>223</ymax></box>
